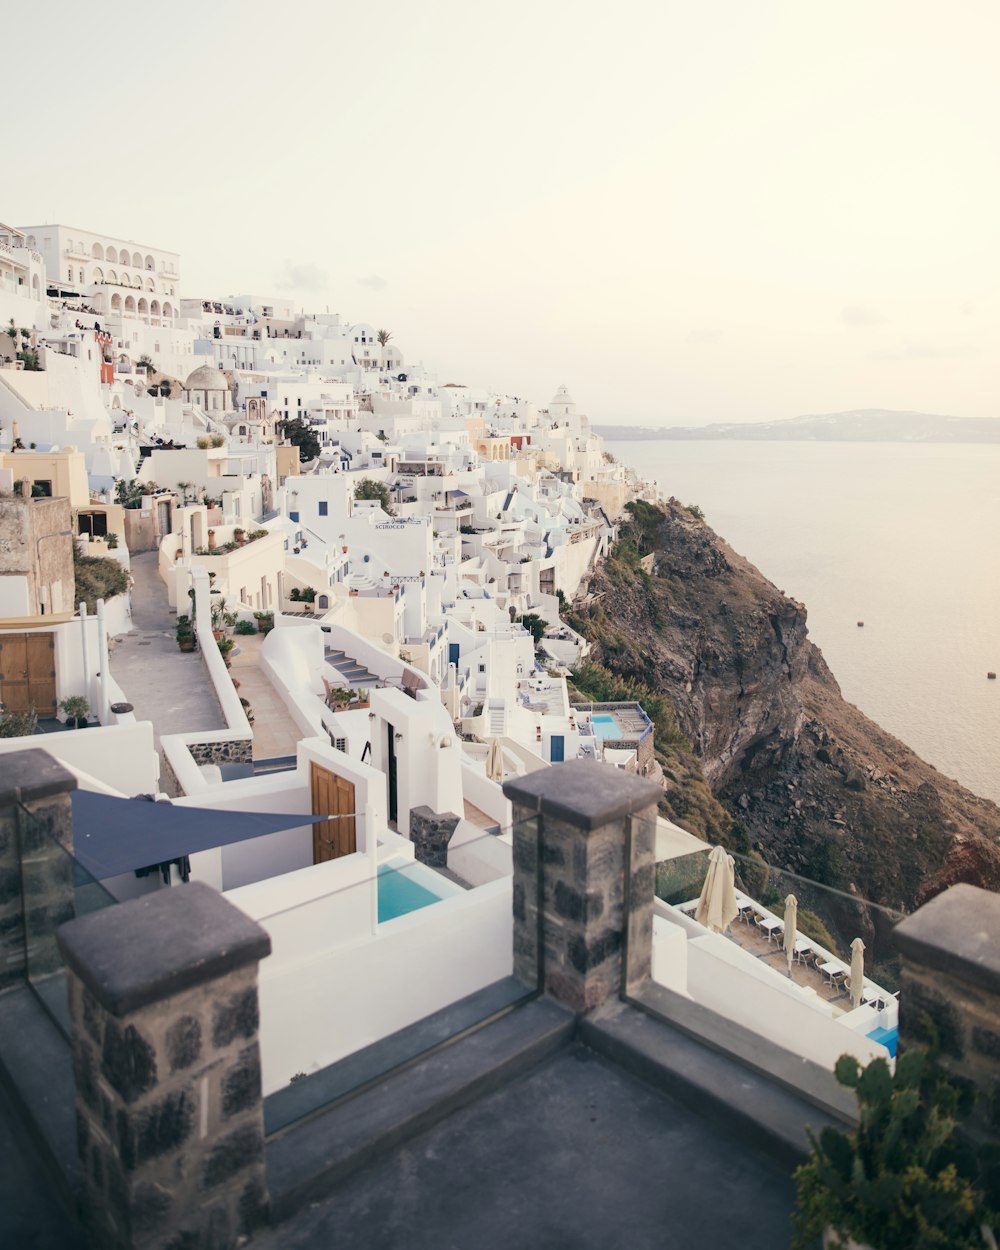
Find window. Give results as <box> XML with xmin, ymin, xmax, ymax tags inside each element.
<box><xmin>78</xmin><ymin>512</ymin><xmax>108</xmax><ymax>538</ymax></box>
<box><xmin>289</xmin><ymin>510</ymin><xmax>299</xmax><ymax>522</ymax></box>
<box><xmin>478</xmin><ymin>663</ymin><xmax>486</xmax><ymax>673</ymax></box>
<box><xmin>333</xmin><ymin>737</ymin><xmax>346</xmax><ymax>752</ymax></box>
<box><xmin>318</xmin><ymin>501</ymin><xmax>328</xmax><ymax>516</ymax></box>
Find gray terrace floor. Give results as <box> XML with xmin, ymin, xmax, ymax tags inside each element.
<box><xmin>0</xmin><ymin>1082</ymin><xmax>83</xmax><ymax>1250</ymax></box>
<box><xmin>256</xmin><ymin>1044</ymin><xmax>797</xmax><ymax>1250</ymax></box>
<box><xmin>109</xmin><ymin>551</ymin><xmax>226</xmax><ymax>760</ymax></box>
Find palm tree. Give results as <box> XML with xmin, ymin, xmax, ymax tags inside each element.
<box><xmin>377</xmin><ymin>328</ymin><xmax>392</xmax><ymax>373</ymax></box>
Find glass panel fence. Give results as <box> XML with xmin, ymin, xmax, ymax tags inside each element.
<box><xmin>16</xmin><ymin>801</ymin><xmax>119</xmax><ymax>1037</ymax></box>
<box><xmin>259</xmin><ymin>816</ymin><xmax>539</xmax><ymax>1136</ymax></box>
<box><xmin>629</xmin><ymin>813</ymin><xmax>906</xmax><ymax>1104</ymax></box>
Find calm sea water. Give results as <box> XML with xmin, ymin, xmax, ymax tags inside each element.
<box><xmin>607</xmin><ymin>440</ymin><xmax>1000</xmax><ymax>805</ymax></box>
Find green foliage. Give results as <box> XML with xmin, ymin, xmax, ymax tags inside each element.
<box><xmin>115</xmin><ymin>478</ymin><xmax>155</xmax><ymax>510</ymax></box>
<box><xmin>683</xmin><ymin>502</ymin><xmax>705</xmax><ymax>521</ymax></box>
<box><xmin>519</xmin><ymin>613</ymin><xmax>548</xmax><ymax>643</ymax></box>
<box><xmin>137</xmin><ymin>354</ymin><xmax>155</xmax><ymax>373</ymax></box>
<box><xmin>278</xmin><ymin>416</ymin><xmax>320</xmax><ymax>461</ymax></box>
<box><xmin>0</xmin><ymin>708</ymin><xmax>37</xmax><ymax>737</ymax></box>
<box><xmin>59</xmin><ymin>695</ymin><xmax>89</xmax><ymax>721</ymax></box>
<box><xmin>571</xmin><ymin>660</ymin><xmax>687</xmax><ymax>747</ymax></box>
<box><xmin>354</xmin><ymin>478</ymin><xmax>393</xmax><ymax>514</ymax></box>
<box><xmin>792</xmin><ymin>1049</ymin><xmax>995</xmax><ymax>1250</ymax></box>
<box><xmin>234</xmin><ymin>620</ymin><xmax>257</xmax><ymax>635</ymax></box>
<box><xmin>74</xmin><ymin>551</ymin><xmax>129</xmax><ymax>612</ymax></box>
<box><xmin>175</xmin><ymin>614</ymin><xmax>193</xmax><ymax>640</ymax></box>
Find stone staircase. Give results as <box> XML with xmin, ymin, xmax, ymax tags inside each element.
<box><xmin>326</xmin><ymin>647</ymin><xmax>376</xmax><ymax>686</ymax></box>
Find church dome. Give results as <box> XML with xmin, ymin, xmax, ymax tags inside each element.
<box><xmin>184</xmin><ymin>365</ymin><xmax>228</xmax><ymax>391</ymax></box>
<box><xmin>550</xmin><ymin>384</ymin><xmax>575</xmax><ymax>408</ymax></box>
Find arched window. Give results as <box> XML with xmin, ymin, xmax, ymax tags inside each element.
<box><xmin>91</xmin><ymin>242</ymin><xmax>102</xmax><ymax>259</ymax></box>
<box><xmin>137</xmin><ymin>297</ymin><xmax>148</xmax><ymax>316</ymax></box>
<box><xmin>145</xmin><ymin>254</ymin><xmax>154</xmax><ymax>270</ymax></box>
<box><xmin>162</xmin><ymin>301</ymin><xmax>173</xmax><ymax>319</ymax></box>
<box><xmin>92</xmin><ymin>267</ymin><xmax>104</xmax><ymax>283</ymax></box>
<box><xmin>31</xmin><ymin>274</ymin><xmax>39</xmax><ymax>296</ymax></box>
<box><xmin>120</xmin><ymin>271</ymin><xmax>131</xmax><ymax>287</ymax></box>
<box><xmin>66</xmin><ymin>238</ymin><xmax>74</xmax><ymax>254</ymax></box>
<box><xmin>124</xmin><ymin>295</ymin><xmax>136</xmax><ymax>313</ymax></box>
<box><xmin>317</xmin><ymin>594</ymin><xmax>329</xmax><ymax>610</ymax></box>
<box><xmin>106</xmin><ymin>269</ymin><xmax>117</xmax><ymax>285</ymax></box>
<box><xmin>106</xmin><ymin>246</ymin><xmax>118</xmax><ymax>264</ymax></box>
<box><xmin>145</xmin><ymin>276</ymin><xmax>154</xmax><ymax>291</ymax></box>
<box><xmin>111</xmin><ymin>294</ymin><xmax>122</xmax><ymax>311</ymax></box>
<box><xmin>132</xmin><ymin>251</ymin><xmax>142</xmax><ymax>268</ymax></box>
<box><xmin>150</xmin><ymin>299</ymin><xmax>161</xmax><ymax>317</ymax></box>
<box><xmin>78</xmin><ymin>269</ymin><xmax>84</xmax><ymax>283</ymax></box>
<box><xmin>27</xmin><ymin>235</ymin><xmax>36</xmax><ymax>249</ymax></box>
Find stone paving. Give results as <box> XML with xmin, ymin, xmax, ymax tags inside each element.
<box><xmin>108</xmin><ymin>551</ymin><xmax>226</xmax><ymax>758</ymax></box>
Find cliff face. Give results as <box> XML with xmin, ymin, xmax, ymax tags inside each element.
<box><xmin>571</xmin><ymin>500</ymin><xmax>1000</xmax><ymax>912</ymax></box>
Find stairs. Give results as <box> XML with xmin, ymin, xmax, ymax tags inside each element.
<box><xmin>326</xmin><ymin>648</ymin><xmax>376</xmax><ymax>686</ymax></box>
<box><xmin>486</xmin><ymin>700</ymin><xmax>506</xmax><ymax>736</ymax></box>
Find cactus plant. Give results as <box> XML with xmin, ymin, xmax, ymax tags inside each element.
<box><xmin>792</xmin><ymin>1049</ymin><xmax>996</xmax><ymax>1249</ymax></box>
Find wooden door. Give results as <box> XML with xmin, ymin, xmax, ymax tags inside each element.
<box><xmin>0</xmin><ymin>632</ymin><xmax>56</xmax><ymax>715</ymax></box>
<box><xmin>310</xmin><ymin>762</ymin><xmax>357</xmax><ymax>863</ymax></box>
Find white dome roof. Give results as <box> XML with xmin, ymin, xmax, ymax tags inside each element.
<box><xmin>550</xmin><ymin>384</ymin><xmax>575</xmax><ymax>407</ymax></box>
<box><xmin>185</xmin><ymin>365</ymin><xmax>228</xmax><ymax>391</ymax></box>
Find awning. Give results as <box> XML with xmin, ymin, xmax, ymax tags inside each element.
<box><xmin>71</xmin><ymin>791</ymin><xmax>331</xmax><ymax>880</ymax></box>
<box><xmin>655</xmin><ymin>818</ymin><xmax>710</xmax><ymax>862</ymax></box>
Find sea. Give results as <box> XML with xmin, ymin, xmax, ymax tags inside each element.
<box><xmin>606</xmin><ymin>439</ymin><xmax>1000</xmax><ymax>806</ymax></box>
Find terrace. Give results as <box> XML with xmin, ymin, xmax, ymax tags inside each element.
<box><xmin>1</xmin><ymin>755</ymin><xmax>995</xmax><ymax>1250</ymax></box>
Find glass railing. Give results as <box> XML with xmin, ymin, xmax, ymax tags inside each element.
<box><xmin>16</xmin><ymin>802</ymin><xmax>119</xmax><ymax>1037</ymax></box>
<box><xmin>258</xmin><ymin>817</ymin><xmax>538</xmax><ymax>1136</ymax></box>
<box><xmin>626</xmin><ymin>812</ymin><xmax>906</xmax><ymax>1107</ymax></box>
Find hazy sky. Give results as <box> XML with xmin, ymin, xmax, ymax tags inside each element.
<box><xmin>7</xmin><ymin>1</ymin><xmax>999</xmax><ymax>423</ymax></box>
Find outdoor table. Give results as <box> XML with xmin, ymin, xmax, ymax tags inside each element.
<box><xmin>757</xmin><ymin>916</ymin><xmax>783</xmax><ymax>942</ymax></box>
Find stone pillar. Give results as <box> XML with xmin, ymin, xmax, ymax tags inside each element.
<box><xmin>503</xmin><ymin>759</ymin><xmax>661</xmax><ymax>1012</ymax></box>
<box><xmin>409</xmin><ymin>805</ymin><xmax>461</xmax><ymax>868</ymax></box>
<box><xmin>0</xmin><ymin>748</ymin><xmax>76</xmax><ymax>991</ymax></box>
<box><xmin>894</xmin><ymin>883</ymin><xmax>1000</xmax><ymax>1140</ymax></box>
<box><xmin>57</xmin><ymin>882</ymin><xmax>272</xmax><ymax>1250</ymax></box>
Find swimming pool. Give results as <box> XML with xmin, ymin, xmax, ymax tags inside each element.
<box><xmin>377</xmin><ymin>859</ymin><xmax>451</xmax><ymax>922</ymax></box>
<box><xmin>866</xmin><ymin>1025</ymin><xmax>898</xmax><ymax>1057</ymax></box>
<box><xmin>591</xmin><ymin>713</ymin><xmax>623</xmax><ymax>741</ymax></box>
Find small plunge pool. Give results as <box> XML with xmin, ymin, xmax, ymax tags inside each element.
<box><xmin>377</xmin><ymin>858</ymin><xmax>456</xmax><ymax>923</ymax></box>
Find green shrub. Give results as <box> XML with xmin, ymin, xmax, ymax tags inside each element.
<box><xmin>0</xmin><ymin>708</ymin><xmax>38</xmax><ymax>737</ymax></box>
<box><xmin>234</xmin><ymin>620</ymin><xmax>256</xmax><ymax>635</ymax></box>
<box><xmin>74</xmin><ymin>551</ymin><xmax>129</xmax><ymax>612</ymax></box>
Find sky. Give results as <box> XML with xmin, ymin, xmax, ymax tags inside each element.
<box><xmin>7</xmin><ymin>0</ymin><xmax>1000</xmax><ymax>424</ymax></box>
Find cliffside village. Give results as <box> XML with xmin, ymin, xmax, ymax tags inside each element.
<box><xmin>0</xmin><ymin>219</ymin><xmax>900</xmax><ymax>1101</ymax></box>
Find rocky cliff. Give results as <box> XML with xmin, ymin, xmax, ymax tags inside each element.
<box><xmin>568</xmin><ymin>499</ymin><xmax>1000</xmax><ymax>913</ymax></box>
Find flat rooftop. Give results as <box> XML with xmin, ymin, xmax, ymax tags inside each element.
<box><xmin>255</xmin><ymin>1044</ymin><xmax>796</xmax><ymax>1250</ymax></box>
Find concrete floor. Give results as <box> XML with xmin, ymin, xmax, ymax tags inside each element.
<box><xmin>256</xmin><ymin>1044</ymin><xmax>797</xmax><ymax>1250</ymax></box>
<box><xmin>109</xmin><ymin>552</ymin><xmax>226</xmax><ymax>760</ymax></box>
<box><xmin>0</xmin><ymin>1083</ymin><xmax>83</xmax><ymax>1250</ymax></box>
<box><xmin>228</xmin><ymin>633</ymin><xmax>303</xmax><ymax>759</ymax></box>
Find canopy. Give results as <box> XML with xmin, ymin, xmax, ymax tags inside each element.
<box><xmin>655</xmin><ymin>818</ymin><xmax>709</xmax><ymax>863</ymax></box>
<box><xmin>71</xmin><ymin>791</ymin><xmax>330</xmax><ymax>880</ymax></box>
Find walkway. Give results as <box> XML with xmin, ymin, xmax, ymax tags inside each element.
<box><xmin>228</xmin><ymin>633</ymin><xmax>303</xmax><ymax>759</ymax></box>
<box><xmin>109</xmin><ymin>552</ymin><xmax>226</xmax><ymax>761</ymax></box>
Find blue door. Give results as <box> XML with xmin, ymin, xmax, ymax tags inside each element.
<box><xmin>550</xmin><ymin>735</ymin><xmax>564</xmax><ymax>762</ymax></box>
<box><xmin>448</xmin><ymin>643</ymin><xmax>460</xmax><ymax>667</ymax></box>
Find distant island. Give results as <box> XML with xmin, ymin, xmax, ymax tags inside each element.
<box><xmin>596</xmin><ymin>408</ymin><xmax>1000</xmax><ymax>444</ymax></box>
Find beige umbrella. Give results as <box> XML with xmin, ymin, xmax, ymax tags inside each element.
<box><xmin>485</xmin><ymin>737</ymin><xmax>505</xmax><ymax>782</ymax></box>
<box><xmin>849</xmin><ymin>937</ymin><xmax>866</xmax><ymax>1009</ymax></box>
<box><xmin>695</xmin><ymin>845</ymin><xmax>739</xmax><ymax>934</ymax></box>
<box><xmin>783</xmin><ymin>893</ymin><xmax>798</xmax><ymax>974</ymax></box>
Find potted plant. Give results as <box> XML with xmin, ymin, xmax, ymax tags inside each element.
<box><xmin>792</xmin><ymin>1050</ymin><xmax>996</xmax><ymax>1250</ymax></box>
<box><xmin>217</xmin><ymin>637</ymin><xmax>235</xmax><ymax>668</ymax></box>
<box><xmin>253</xmin><ymin>610</ymin><xmax>274</xmax><ymax>634</ymax></box>
<box><xmin>59</xmin><ymin>695</ymin><xmax>90</xmax><ymax>728</ymax></box>
<box><xmin>176</xmin><ymin>614</ymin><xmax>196</xmax><ymax>652</ymax></box>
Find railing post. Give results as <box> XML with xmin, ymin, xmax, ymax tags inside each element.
<box><xmin>894</xmin><ymin>883</ymin><xmax>1000</xmax><ymax>1139</ymax></box>
<box><xmin>57</xmin><ymin>882</ymin><xmax>272</xmax><ymax>1249</ymax></box>
<box><xmin>503</xmin><ymin>760</ymin><xmax>661</xmax><ymax>1012</ymax></box>
<box><xmin>0</xmin><ymin>748</ymin><xmax>76</xmax><ymax>991</ymax></box>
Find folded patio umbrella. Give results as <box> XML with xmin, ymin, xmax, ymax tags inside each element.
<box><xmin>694</xmin><ymin>845</ymin><xmax>738</xmax><ymax>934</ymax></box>
<box><xmin>485</xmin><ymin>737</ymin><xmax>505</xmax><ymax>782</ymax></box>
<box><xmin>783</xmin><ymin>893</ymin><xmax>798</xmax><ymax>973</ymax></box>
<box><xmin>849</xmin><ymin>937</ymin><xmax>866</xmax><ymax>1009</ymax></box>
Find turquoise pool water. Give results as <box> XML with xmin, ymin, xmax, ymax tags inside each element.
<box><xmin>591</xmin><ymin>713</ymin><xmax>623</xmax><ymax>741</ymax></box>
<box><xmin>377</xmin><ymin>862</ymin><xmax>442</xmax><ymax>922</ymax></box>
<box><xmin>866</xmin><ymin>1025</ymin><xmax>898</xmax><ymax>1057</ymax></box>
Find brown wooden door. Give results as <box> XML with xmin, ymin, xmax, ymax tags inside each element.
<box><xmin>0</xmin><ymin>632</ymin><xmax>56</xmax><ymax>715</ymax></box>
<box><xmin>310</xmin><ymin>762</ymin><xmax>357</xmax><ymax>863</ymax></box>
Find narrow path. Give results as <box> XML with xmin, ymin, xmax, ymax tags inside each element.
<box><xmin>109</xmin><ymin>553</ymin><xmax>226</xmax><ymax>762</ymax></box>
<box><xmin>227</xmin><ymin>633</ymin><xmax>303</xmax><ymax>759</ymax></box>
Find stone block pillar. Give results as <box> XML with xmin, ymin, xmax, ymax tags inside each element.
<box><xmin>57</xmin><ymin>882</ymin><xmax>272</xmax><ymax>1249</ymax></box>
<box><xmin>894</xmin><ymin>883</ymin><xmax>1000</xmax><ymax>1139</ymax></box>
<box><xmin>409</xmin><ymin>805</ymin><xmax>461</xmax><ymax>868</ymax></box>
<box><xmin>503</xmin><ymin>760</ymin><xmax>661</xmax><ymax>1012</ymax></box>
<box><xmin>0</xmin><ymin>748</ymin><xmax>76</xmax><ymax>991</ymax></box>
